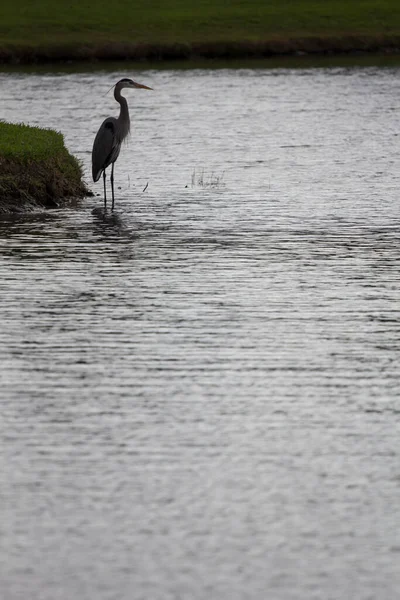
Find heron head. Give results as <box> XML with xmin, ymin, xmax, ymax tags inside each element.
<box><xmin>117</xmin><ymin>78</ymin><xmax>153</xmax><ymax>90</ymax></box>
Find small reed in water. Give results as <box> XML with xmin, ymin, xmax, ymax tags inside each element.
<box><xmin>191</xmin><ymin>168</ymin><xmax>225</xmax><ymax>188</ymax></box>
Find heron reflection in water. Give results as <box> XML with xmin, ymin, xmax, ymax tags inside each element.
<box><xmin>92</xmin><ymin>78</ymin><xmax>152</xmax><ymax>211</ymax></box>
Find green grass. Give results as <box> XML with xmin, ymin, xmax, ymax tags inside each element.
<box><xmin>0</xmin><ymin>121</ymin><xmax>69</xmax><ymax>160</ymax></box>
<box><xmin>0</xmin><ymin>0</ymin><xmax>400</xmax><ymax>56</ymax></box>
<box><xmin>0</xmin><ymin>121</ymin><xmax>88</xmax><ymax>211</ymax></box>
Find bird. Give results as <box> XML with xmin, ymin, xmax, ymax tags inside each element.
<box><xmin>92</xmin><ymin>78</ymin><xmax>152</xmax><ymax>210</ymax></box>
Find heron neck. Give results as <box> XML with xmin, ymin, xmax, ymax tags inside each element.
<box><xmin>114</xmin><ymin>87</ymin><xmax>130</xmax><ymax>131</ymax></box>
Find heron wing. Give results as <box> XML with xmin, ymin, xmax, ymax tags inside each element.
<box><xmin>91</xmin><ymin>117</ymin><xmax>121</xmax><ymax>182</ymax></box>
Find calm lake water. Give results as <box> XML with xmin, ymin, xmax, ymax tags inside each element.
<box><xmin>1</xmin><ymin>63</ymin><xmax>400</xmax><ymax>600</ymax></box>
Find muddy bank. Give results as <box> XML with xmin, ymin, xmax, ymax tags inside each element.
<box><xmin>0</xmin><ymin>157</ymin><xmax>90</xmax><ymax>213</ymax></box>
<box><xmin>1</xmin><ymin>35</ymin><xmax>400</xmax><ymax>65</ymax></box>
<box><xmin>0</xmin><ymin>122</ymin><xmax>90</xmax><ymax>214</ymax></box>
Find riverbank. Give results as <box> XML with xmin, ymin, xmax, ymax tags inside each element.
<box><xmin>0</xmin><ymin>122</ymin><xmax>89</xmax><ymax>213</ymax></box>
<box><xmin>1</xmin><ymin>0</ymin><xmax>400</xmax><ymax>64</ymax></box>
<box><xmin>1</xmin><ymin>36</ymin><xmax>400</xmax><ymax>65</ymax></box>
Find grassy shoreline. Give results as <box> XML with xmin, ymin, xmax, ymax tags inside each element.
<box><xmin>1</xmin><ymin>1</ymin><xmax>400</xmax><ymax>64</ymax></box>
<box><xmin>0</xmin><ymin>122</ymin><xmax>89</xmax><ymax>213</ymax></box>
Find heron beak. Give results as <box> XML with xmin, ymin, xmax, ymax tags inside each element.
<box><xmin>135</xmin><ymin>83</ymin><xmax>153</xmax><ymax>90</ymax></box>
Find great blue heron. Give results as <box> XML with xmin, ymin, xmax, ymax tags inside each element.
<box><xmin>92</xmin><ymin>78</ymin><xmax>152</xmax><ymax>210</ymax></box>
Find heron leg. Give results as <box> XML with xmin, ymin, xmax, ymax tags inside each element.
<box><xmin>103</xmin><ymin>170</ymin><xmax>107</xmax><ymax>210</ymax></box>
<box><xmin>111</xmin><ymin>162</ymin><xmax>115</xmax><ymax>211</ymax></box>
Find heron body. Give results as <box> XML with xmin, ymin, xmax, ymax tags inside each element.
<box><xmin>92</xmin><ymin>78</ymin><xmax>152</xmax><ymax>210</ymax></box>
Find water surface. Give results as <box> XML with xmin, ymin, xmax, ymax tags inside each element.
<box><xmin>1</xmin><ymin>66</ymin><xmax>400</xmax><ymax>600</ymax></box>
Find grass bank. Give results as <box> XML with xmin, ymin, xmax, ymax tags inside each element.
<box><xmin>1</xmin><ymin>0</ymin><xmax>400</xmax><ymax>63</ymax></box>
<box><xmin>0</xmin><ymin>122</ymin><xmax>89</xmax><ymax>213</ymax></box>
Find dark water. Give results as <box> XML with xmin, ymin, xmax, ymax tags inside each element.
<box><xmin>1</xmin><ymin>66</ymin><xmax>400</xmax><ymax>600</ymax></box>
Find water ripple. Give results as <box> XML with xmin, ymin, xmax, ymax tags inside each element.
<box><xmin>0</xmin><ymin>66</ymin><xmax>400</xmax><ymax>600</ymax></box>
